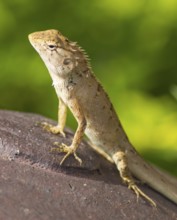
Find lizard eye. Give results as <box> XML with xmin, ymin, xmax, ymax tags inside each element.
<box><xmin>48</xmin><ymin>44</ymin><xmax>57</xmax><ymax>50</ymax></box>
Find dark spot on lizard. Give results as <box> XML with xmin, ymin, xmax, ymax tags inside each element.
<box><xmin>66</xmin><ymin>75</ymin><xmax>77</xmax><ymax>91</ymax></box>
<box><xmin>83</xmin><ymin>69</ymin><xmax>89</xmax><ymax>73</ymax></box>
<box><xmin>110</xmin><ymin>103</ymin><xmax>114</xmax><ymax>111</ymax></box>
<box><xmin>97</xmin><ymin>84</ymin><xmax>102</xmax><ymax>92</ymax></box>
<box><xmin>160</xmin><ymin>177</ymin><xmax>166</xmax><ymax>183</ymax></box>
<box><xmin>129</xmin><ymin>148</ymin><xmax>134</xmax><ymax>153</ymax></box>
<box><xmin>65</xmin><ymin>38</ymin><xmax>69</xmax><ymax>43</ymax></box>
<box><xmin>109</xmin><ymin>115</ymin><xmax>113</xmax><ymax>120</ymax></box>
<box><xmin>76</xmin><ymin>72</ymin><xmax>82</xmax><ymax>77</ymax></box>
<box><xmin>143</xmin><ymin>164</ymin><xmax>148</xmax><ymax>169</ymax></box>
<box><xmin>115</xmin><ymin>127</ymin><xmax>119</xmax><ymax>132</ymax></box>
<box><xmin>95</xmin><ymin>84</ymin><xmax>103</xmax><ymax>97</ymax></box>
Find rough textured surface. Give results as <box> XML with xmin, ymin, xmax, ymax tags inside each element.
<box><xmin>0</xmin><ymin>110</ymin><xmax>177</xmax><ymax>220</ymax></box>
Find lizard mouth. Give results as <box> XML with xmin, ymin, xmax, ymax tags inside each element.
<box><xmin>28</xmin><ymin>34</ymin><xmax>35</xmax><ymax>48</ymax></box>
<box><xmin>28</xmin><ymin>33</ymin><xmax>34</xmax><ymax>44</ymax></box>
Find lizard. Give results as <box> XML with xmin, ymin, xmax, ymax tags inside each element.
<box><xmin>28</xmin><ymin>29</ymin><xmax>177</xmax><ymax>207</ymax></box>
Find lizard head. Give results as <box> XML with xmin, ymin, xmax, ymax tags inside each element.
<box><xmin>28</xmin><ymin>29</ymin><xmax>86</xmax><ymax>78</ymax></box>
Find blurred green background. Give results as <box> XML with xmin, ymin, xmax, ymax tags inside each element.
<box><xmin>0</xmin><ymin>0</ymin><xmax>177</xmax><ymax>176</ymax></box>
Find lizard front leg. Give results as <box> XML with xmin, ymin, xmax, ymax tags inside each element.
<box><xmin>52</xmin><ymin>99</ymin><xmax>86</xmax><ymax>165</ymax></box>
<box><xmin>42</xmin><ymin>97</ymin><xmax>67</xmax><ymax>137</ymax></box>
<box><xmin>112</xmin><ymin>151</ymin><xmax>156</xmax><ymax>207</ymax></box>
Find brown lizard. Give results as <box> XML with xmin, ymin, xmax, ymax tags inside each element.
<box><xmin>28</xmin><ymin>29</ymin><xmax>177</xmax><ymax>207</ymax></box>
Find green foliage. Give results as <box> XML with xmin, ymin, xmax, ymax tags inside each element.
<box><xmin>0</xmin><ymin>0</ymin><xmax>177</xmax><ymax>175</ymax></box>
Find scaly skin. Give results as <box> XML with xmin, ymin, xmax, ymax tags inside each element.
<box><xmin>28</xmin><ymin>29</ymin><xmax>177</xmax><ymax>207</ymax></box>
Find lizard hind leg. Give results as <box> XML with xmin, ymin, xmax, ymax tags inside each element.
<box><xmin>112</xmin><ymin>151</ymin><xmax>156</xmax><ymax>207</ymax></box>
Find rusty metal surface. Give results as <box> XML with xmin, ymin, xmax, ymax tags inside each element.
<box><xmin>0</xmin><ymin>110</ymin><xmax>177</xmax><ymax>220</ymax></box>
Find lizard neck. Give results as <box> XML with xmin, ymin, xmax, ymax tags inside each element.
<box><xmin>49</xmin><ymin>57</ymin><xmax>93</xmax><ymax>87</ymax></box>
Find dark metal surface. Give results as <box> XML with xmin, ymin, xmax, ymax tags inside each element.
<box><xmin>0</xmin><ymin>110</ymin><xmax>177</xmax><ymax>220</ymax></box>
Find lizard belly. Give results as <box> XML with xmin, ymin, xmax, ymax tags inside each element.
<box><xmin>83</xmin><ymin>97</ymin><xmax>127</xmax><ymax>155</ymax></box>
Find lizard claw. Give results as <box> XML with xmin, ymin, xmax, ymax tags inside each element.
<box><xmin>51</xmin><ymin>142</ymin><xmax>82</xmax><ymax>165</ymax></box>
<box><xmin>128</xmin><ymin>182</ymin><xmax>156</xmax><ymax>207</ymax></box>
<box><xmin>40</xmin><ymin>122</ymin><xmax>65</xmax><ymax>137</ymax></box>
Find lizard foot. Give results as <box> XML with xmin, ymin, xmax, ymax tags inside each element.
<box><xmin>113</xmin><ymin>151</ymin><xmax>156</xmax><ymax>207</ymax></box>
<box><xmin>128</xmin><ymin>181</ymin><xmax>156</xmax><ymax>207</ymax></box>
<box><xmin>40</xmin><ymin>122</ymin><xmax>65</xmax><ymax>137</ymax></box>
<box><xmin>51</xmin><ymin>142</ymin><xmax>82</xmax><ymax>165</ymax></box>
